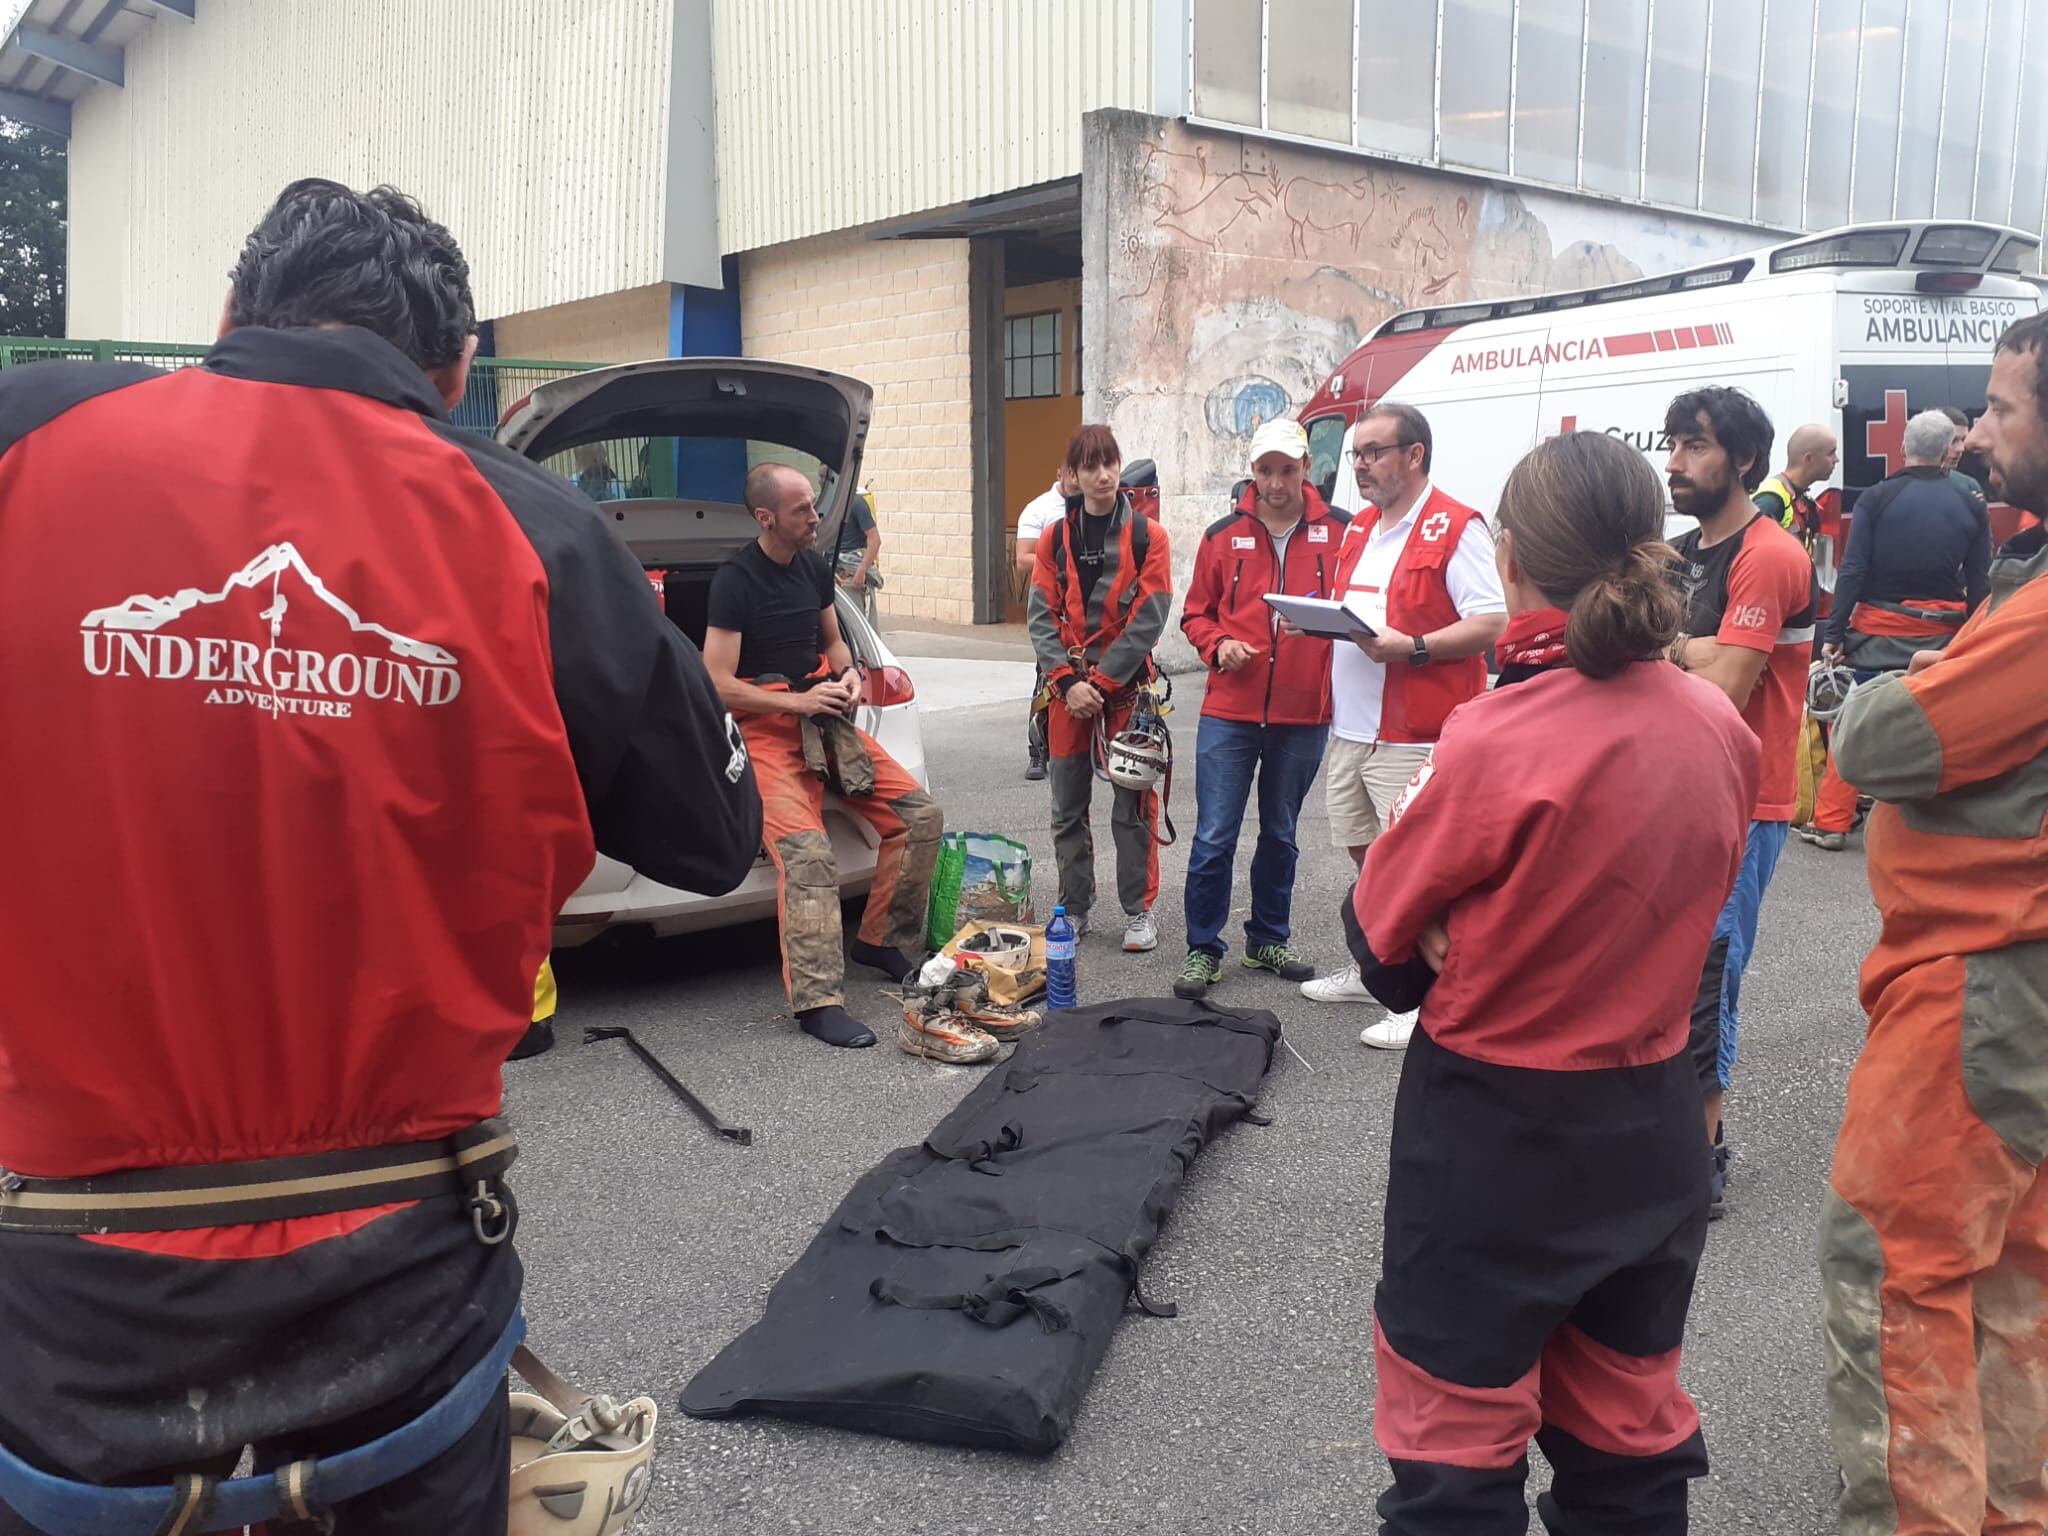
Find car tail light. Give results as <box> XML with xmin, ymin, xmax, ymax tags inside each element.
<box><xmin>861</xmin><ymin>665</ymin><xmax>916</xmax><ymax>708</ymax></box>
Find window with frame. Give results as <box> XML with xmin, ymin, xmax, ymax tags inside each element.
<box><xmin>1005</xmin><ymin>312</ymin><xmax>1061</xmax><ymax>400</ymax></box>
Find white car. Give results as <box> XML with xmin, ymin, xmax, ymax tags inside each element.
<box><xmin>496</xmin><ymin>359</ymin><xmax>928</xmax><ymax>945</ymax></box>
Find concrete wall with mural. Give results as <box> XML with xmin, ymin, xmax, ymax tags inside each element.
<box><xmin>1079</xmin><ymin>109</ymin><xmax>1774</xmax><ymax>665</ymax></box>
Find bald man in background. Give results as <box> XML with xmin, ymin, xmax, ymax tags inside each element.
<box><xmin>1754</xmin><ymin>424</ymin><xmax>1840</xmax><ymax>560</ymax></box>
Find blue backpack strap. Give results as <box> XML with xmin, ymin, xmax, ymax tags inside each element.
<box><xmin>0</xmin><ymin>1309</ymin><xmax>525</xmax><ymax>1535</ymax></box>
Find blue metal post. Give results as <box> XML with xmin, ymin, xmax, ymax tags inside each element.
<box><xmin>669</xmin><ymin>255</ymin><xmax>745</xmax><ymax>503</ymax></box>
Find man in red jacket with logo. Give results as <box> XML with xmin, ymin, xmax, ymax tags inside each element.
<box><xmin>0</xmin><ymin>181</ymin><xmax>761</xmax><ymax>1533</ymax></box>
<box><xmin>1302</xmin><ymin>402</ymin><xmax>1506</xmax><ymax>1049</ymax></box>
<box><xmin>1174</xmin><ymin>418</ymin><xmax>1348</xmax><ymax>999</ymax></box>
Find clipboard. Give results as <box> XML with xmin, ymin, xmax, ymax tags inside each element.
<box><xmin>1262</xmin><ymin>593</ymin><xmax>1379</xmax><ymax>638</ymax></box>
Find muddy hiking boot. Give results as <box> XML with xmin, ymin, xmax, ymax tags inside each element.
<box><xmin>1173</xmin><ymin>950</ymin><xmax>1223</xmax><ymax>1000</ymax></box>
<box><xmin>895</xmin><ymin>968</ymin><xmax>1036</xmax><ymax>1064</ymax></box>
<box><xmin>897</xmin><ymin>1009</ymin><xmax>1003</xmax><ymax>1065</ymax></box>
<box><xmin>1243</xmin><ymin>942</ymin><xmax>1314</xmax><ymax>982</ymax></box>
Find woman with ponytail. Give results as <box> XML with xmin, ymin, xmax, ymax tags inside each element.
<box><xmin>1347</xmin><ymin>432</ymin><xmax>1761</xmax><ymax>1535</ymax></box>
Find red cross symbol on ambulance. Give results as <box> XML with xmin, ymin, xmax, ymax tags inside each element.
<box><xmin>1865</xmin><ymin>389</ymin><xmax>1911</xmax><ymax>477</ymax></box>
<box><xmin>1419</xmin><ymin>510</ymin><xmax>1452</xmax><ymax>542</ymax></box>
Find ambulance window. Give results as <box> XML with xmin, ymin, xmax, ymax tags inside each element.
<box><xmin>1307</xmin><ymin>417</ymin><xmax>1347</xmax><ymax>503</ymax></box>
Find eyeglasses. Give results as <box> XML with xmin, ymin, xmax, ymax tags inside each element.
<box><xmin>1350</xmin><ymin>441</ymin><xmax>1417</xmax><ymax>466</ymax></box>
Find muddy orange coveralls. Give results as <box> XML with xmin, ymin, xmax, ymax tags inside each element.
<box><xmin>1820</xmin><ymin>543</ymin><xmax>2048</xmax><ymax>1535</ymax></box>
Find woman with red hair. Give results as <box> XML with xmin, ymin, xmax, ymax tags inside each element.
<box><xmin>1025</xmin><ymin>425</ymin><xmax>1173</xmax><ymax>950</ymax></box>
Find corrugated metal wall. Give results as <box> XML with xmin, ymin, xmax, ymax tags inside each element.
<box><xmin>713</xmin><ymin>0</ymin><xmax>1155</xmax><ymax>254</ymax></box>
<box><xmin>67</xmin><ymin>0</ymin><xmax>677</xmax><ymax>342</ymax></box>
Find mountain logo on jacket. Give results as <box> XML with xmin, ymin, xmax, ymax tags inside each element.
<box><xmin>79</xmin><ymin>542</ymin><xmax>462</xmax><ymax>719</ymax></box>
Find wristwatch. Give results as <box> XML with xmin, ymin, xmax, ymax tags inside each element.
<box><xmin>1408</xmin><ymin>634</ymin><xmax>1430</xmax><ymax>667</ymax></box>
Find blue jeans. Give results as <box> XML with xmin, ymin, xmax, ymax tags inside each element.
<box><xmin>1183</xmin><ymin>716</ymin><xmax>1329</xmax><ymax>959</ymax></box>
<box><xmin>1690</xmin><ymin>819</ymin><xmax>1790</xmax><ymax>1093</ymax></box>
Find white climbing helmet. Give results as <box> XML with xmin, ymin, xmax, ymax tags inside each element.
<box><xmin>962</xmin><ymin>924</ymin><xmax>1034</xmax><ymax>970</ymax></box>
<box><xmin>508</xmin><ymin>1356</ymin><xmax>658</xmax><ymax>1536</ymax></box>
<box><xmin>1807</xmin><ymin>660</ymin><xmax>1859</xmax><ymax>723</ymax></box>
<box><xmin>1105</xmin><ymin>723</ymin><xmax>1169</xmax><ymax>792</ymax></box>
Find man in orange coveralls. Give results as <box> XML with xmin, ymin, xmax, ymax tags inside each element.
<box><xmin>1819</xmin><ymin>311</ymin><xmax>2048</xmax><ymax>1536</ymax></box>
<box><xmin>703</xmin><ymin>463</ymin><xmax>943</xmax><ymax>1050</ymax></box>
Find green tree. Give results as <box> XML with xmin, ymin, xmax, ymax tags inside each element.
<box><xmin>0</xmin><ymin>121</ymin><xmax>64</xmax><ymax>337</ymax></box>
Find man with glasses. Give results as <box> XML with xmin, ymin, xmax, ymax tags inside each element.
<box><xmin>1301</xmin><ymin>402</ymin><xmax>1506</xmax><ymax>1050</ymax></box>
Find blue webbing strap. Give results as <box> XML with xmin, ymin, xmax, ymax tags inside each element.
<box><xmin>0</xmin><ymin>1308</ymin><xmax>525</xmax><ymax>1535</ymax></box>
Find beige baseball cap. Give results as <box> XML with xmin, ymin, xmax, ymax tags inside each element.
<box><xmin>1249</xmin><ymin>417</ymin><xmax>1309</xmax><ymax>466</ymax></box>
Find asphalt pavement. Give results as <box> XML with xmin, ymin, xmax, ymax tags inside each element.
<box><xmin>514</xmin><ymin>665</ymin><xmax>1877</xmax><ymax>1535</ymax></box>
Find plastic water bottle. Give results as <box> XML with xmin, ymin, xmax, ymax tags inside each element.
<box><xmin>1045</xmin><ymin>905</ymin><xmax>1078</xmax><ymax>1012</ymax></box>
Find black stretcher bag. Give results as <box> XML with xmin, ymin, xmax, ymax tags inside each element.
<box><xmin>680</xmin><ymin>996</ymin><xmax>1279</xmax><ymax>1453</ymax></box>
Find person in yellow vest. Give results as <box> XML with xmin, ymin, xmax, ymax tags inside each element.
<box><xmin>1751</xmin><ymin>424</ymin><xmax>1839</xmax><ymax>557</ymax></box>
<box><xmin>511</xmin><ymin>959</ymin><xmax>558</xmax><ymax>1060</ymax></box>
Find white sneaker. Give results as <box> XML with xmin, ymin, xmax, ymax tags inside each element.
<box><xmin>1122</xmin><ymin>910</ymin><xmax>1158</xmax><ymax>952</ymax></box>
<box><xmin>1360</xmin><ymin>1009</ymin><xmax>1419</xmax><ymax>1050</ymax></box>
<box><xmin>1302</xmin><ymin>964</ymin><xmax>1376</xmax><ymax>1004</ymax></box>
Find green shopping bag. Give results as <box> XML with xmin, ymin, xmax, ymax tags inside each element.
<box><xmin>926</xmin><ymin>832</ymin><xmax>1033</xmax><ymax>949</ymax></box>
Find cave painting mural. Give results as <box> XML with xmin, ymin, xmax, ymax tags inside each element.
<box><xmin>1278</xmin><ymin>172</ymin><xmax>1377</xmax><ymax>256</ymax></box>
<box><xmin>1089</xmin><ymin>113</ymin><xmax>1770</xmax><ymax>664</ymax></box>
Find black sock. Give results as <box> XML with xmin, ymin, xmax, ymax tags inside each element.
<box><xmin>797</xmin><ymin>1005</ymin><xmax>876</xmax><ymax>1048</ymax></box>
<box><xmin>849</xmin><ymin>941</ymin><xmax>916</xmax><ymax>983</ymax></box>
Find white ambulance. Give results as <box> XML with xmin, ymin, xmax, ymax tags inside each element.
<box><xmin>1299</xmin><ymin>220</ymin><xmax>2044</xmax><ymax>554</ymax></box>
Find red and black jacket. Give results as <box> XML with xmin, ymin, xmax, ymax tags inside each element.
<box><xmin>1026</xmin><ymin>491</ymin><xmax>1174</xmax><ymax>693</ymax></box>
<box><xmin>1</xmin><ymin>325</ymin><xmax>761</xmax><ymax>1188</ymax></box>
<box><xmin>1180</xmin><ymin>483</ymin><xmax>1348</xmax><ymax>725</ymax></box>
<box><xmin>0</xmin><ymin>327</ymin><xmax>763</xmax><ymax>1479</ymax></box>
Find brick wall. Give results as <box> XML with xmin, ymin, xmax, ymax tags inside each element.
<box><xmin>493</xmin><ymin>283</ymin><xmax>670</xmax><ymax>366</ymax></box>
<box><xmin>741</xmin><ymin>231</ymin><xmax>976</xmax><ymax>624</ymax></box>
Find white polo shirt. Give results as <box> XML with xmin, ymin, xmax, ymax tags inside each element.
<box><xmin>1330</xmin><ymin>482</ymin><xmax>1506</xmax><ymax>744</ymax></box>
<box><xmin>1016</xmin><ymin>482</ymin><xmax>1066</xmax><ymax>543</ymax></box>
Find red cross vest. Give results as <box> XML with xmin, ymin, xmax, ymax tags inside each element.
<box><xmin>1333</xmin><ymin>487</ymin><xmax>1490</xmax><ymax>744</ymax></box>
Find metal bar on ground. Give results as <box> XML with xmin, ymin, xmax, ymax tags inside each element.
<box><xmin>584</xmin><ymin>1027</ymin><xmax>753</xmax><ymax>1145</ymax></box>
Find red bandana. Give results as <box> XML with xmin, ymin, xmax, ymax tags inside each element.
<box><xmin>1496</xmin><ymin>607</ymin><xmax>1571</xmax><ymax>671</ymax></box>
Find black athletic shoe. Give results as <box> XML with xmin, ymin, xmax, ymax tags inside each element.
<box><xmin>1243</xmin><ymin>942</ymin><xmax>1315</xmax><ymax>982</ymax></box>
<box><xmin>1174</xmin><ymin>950</ymin><xmax>1223</xmax><ymax>1000</ymax></box>
<box><xmin>508</xmin><ymin>1019</ymin><xmax>555</xmax><ymax>1061</ymax></box>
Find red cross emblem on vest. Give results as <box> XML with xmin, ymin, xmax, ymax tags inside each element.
<box><xmin>1419</xmin><ymin>510</ymin><xmax>1451</xmax><ymax>543</ymax></box>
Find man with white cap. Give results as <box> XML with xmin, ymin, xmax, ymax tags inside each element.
<box><xmin>1302</xmin><ymin>400</ymin><xmax>1506</xmax><ymax>1048</ymax></box>
<box><xmin>1175</xmin><ymin>417</ymin><xmax>1349</xmax><ymax>1000</ymax></box>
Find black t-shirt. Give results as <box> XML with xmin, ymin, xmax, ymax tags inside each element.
<box><xmin>707</xmin><ymin>541</ymin><xmax>834</xmax><ymax>680</ymax></box>
<box><xmin>1670</xmin><ymin>523</ymin><xmax>1745</xmax><ymax>638</ymax></box>
<box><xmin>1074</xmin><ymin>511</ymin><xmax>1112</xmax><ymax>604</ymax></box>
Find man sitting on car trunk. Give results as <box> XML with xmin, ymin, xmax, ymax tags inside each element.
<box><xmin>703</xmin><ymin>463</ymin><xmax>945</xmax><ymax>1048</ymax></box>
